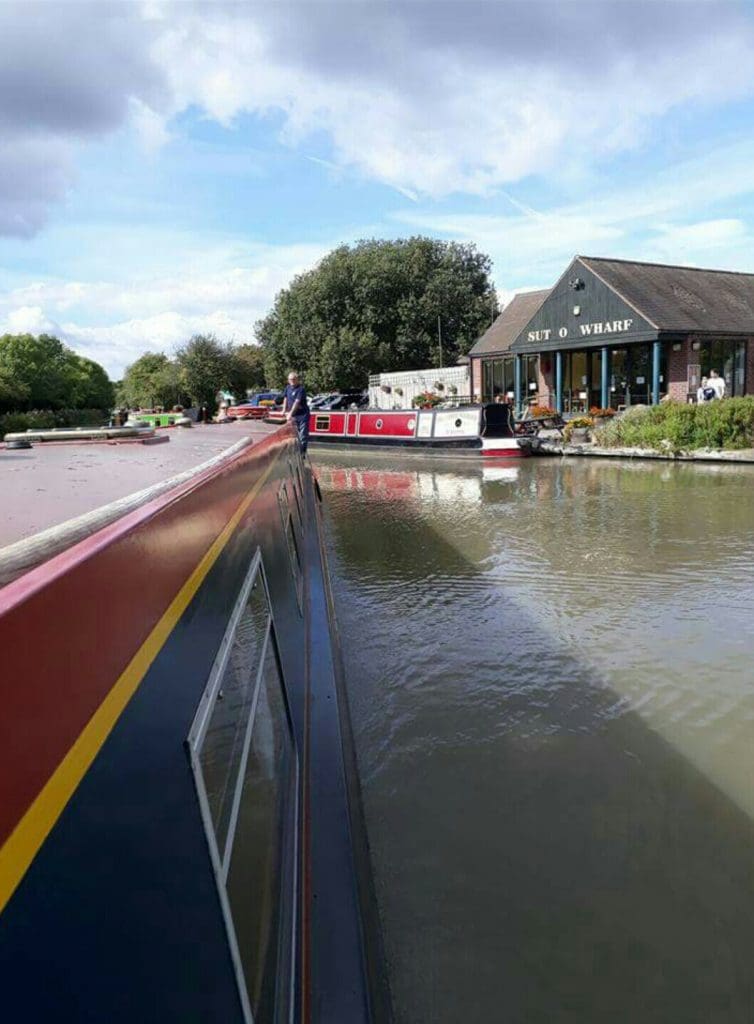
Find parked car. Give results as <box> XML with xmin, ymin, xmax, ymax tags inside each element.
<box><xmin>313</xmin><ymin>391</ymin><xmax>369</xmax><ymax>411</ymax></box>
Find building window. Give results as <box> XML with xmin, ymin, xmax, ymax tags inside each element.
<box><xmin>524</xmin><ymin>356</ymin><xmax>539</xmax><ymax>401</ymax></box>
<box><xmin>697</xmin><ymin>339</ymin><xmax>746</xmax><ymax>397</ymax></box>
<box><xmin>608</xmin><ymin>344</ymin><xmax>667</xmax><ymax>408</ymax></box>
<box><xmin>481</xmin><ymin>356</ymin><xmax>516</xmax><ymax>402</ymax></box>
<box><xmin>188</xmin><ymin>553</ymin><xmax>298</xmax><ymax>1024</ymax></box>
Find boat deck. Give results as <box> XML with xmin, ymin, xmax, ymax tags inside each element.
<box><xmin>0</xmin><ymin>422</ymin><xmax>277</xmax><ymax>550</ymax></box>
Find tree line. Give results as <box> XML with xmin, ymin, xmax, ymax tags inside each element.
<box><xmin>117</xmin><ymin>337</ymin><xmax>266</xmax><ymax>410</ymax></box>
<box><xmin>0</xmin><ymin>333</ymin><xmax>114</xmax><ymax>413</ymax></box>
<box><xmin>1</xmin><ymin>236</ymin><xmax>497</xmax><ymax>416</ymax></box>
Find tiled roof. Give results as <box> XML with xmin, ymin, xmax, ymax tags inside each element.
<box><xmin>468</xmin><ymin>289</ymin><xmax>550</xmax><ymax>356</ymax></box>
<box><xmin>580</xmin><ymin>256</ymin><xmax>754</xmax><ymax>333</ymax></box>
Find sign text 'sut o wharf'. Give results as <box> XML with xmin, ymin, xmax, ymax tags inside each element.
<box><xmin>527</xmin><ymin>318</ymin><xmax>634</xmax><ymax>343</ymax></box>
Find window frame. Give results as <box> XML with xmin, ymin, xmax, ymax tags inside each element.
<box><xmin>187</xmin><ymin>550</ymin><xmax>299</xmax><ymax>1024</ymax></box>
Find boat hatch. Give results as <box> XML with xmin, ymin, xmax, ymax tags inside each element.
<box><xmin>480</xmin><ymin>403</ymin><xmax>515</xmax><ymax>438</ymax></box>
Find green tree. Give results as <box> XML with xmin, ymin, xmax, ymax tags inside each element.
<box><xmin>0</xmin><ymin>363</ymin><xmax>28</xmax><ymax>409</ymax></box>
<box><xmin>228</xmin><ymin>343</ymin><xmax>268</xmax><ymax>397</ymax></box>
<box><xmin>175</xmin><ymin>334</ymin><xmax>234</xmax><ymax>407</ymax></box>
<box><xmin>118</xmin><ymin>352</ymin><xmax>184</xmax><ymax>409</ymax></box>
<box><xmin>0</xmin><ymin>333</ymin><xmax>113</xmax><ymax>412</ymax></box>
<box><xmin>0</xmin><ymin>333</ymin><xmax>70</xmax><ymax>409</ymax></box>
<box><xmin>64</xmin><ymin>354</ymin><xmax>115</xmax><ymax>409</ymax></box>
<box><xmin>255</xmin><ymin>236</ymin><xmax>498</xmax><ymax>391</ymax></box>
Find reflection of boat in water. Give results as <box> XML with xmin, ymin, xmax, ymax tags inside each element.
<box><xmin>316</xmin><ymin>461</ymin><xmax>519</xmax><ymax>503</ymax></box>
<box><xmin>270</xmin><ymin>404</ymin><xmax>530</xmax><ymax>458</ymax></box>
<box><xmin>0</xmin><ymin>427</ymin><xmax>389</xmax><ymax>1022</ymax></box>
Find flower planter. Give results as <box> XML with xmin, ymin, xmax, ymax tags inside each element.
<box><xmin>569</xmin><ymin>427</ymin><xmax>591</xmax><ymax>444</ymax></box>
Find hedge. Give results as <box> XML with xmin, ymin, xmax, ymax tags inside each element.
<box><xmin>593</xmin><ymin>398</ymin><xmax>754</xmax><ymax>452</ymax></box>
<box><xmin>0</xmin><ymin>408</ymin><xmax>109</xmax><ymax>440</ymax></box>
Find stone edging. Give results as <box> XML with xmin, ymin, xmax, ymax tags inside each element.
<box><xmin>537</xmin><ymin>440</ymin><xmax>754</xmax><ymax>464</ymax></box>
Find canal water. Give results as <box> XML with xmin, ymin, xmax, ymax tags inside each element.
<box><xmin>316</xmin><ymin>453</ymin><xmax>754</xmax><ymax>1024</ymax></box>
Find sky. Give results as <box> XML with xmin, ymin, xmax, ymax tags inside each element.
<box><xmin>3</xmin><ymin>0</ymin><xmax>754</xmax><ymax>378</ymax></box>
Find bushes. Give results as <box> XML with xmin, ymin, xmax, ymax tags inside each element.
<box><xmin>594</xmin><ymin>398</ymin><xmax>754</xmax><ymax>452</ymax></box>
<box><xmin>0</xmin><ymin>408</ymin><xmax>108</xmax><ymax>439</ymax></box>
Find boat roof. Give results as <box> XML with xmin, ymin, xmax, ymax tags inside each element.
<box><xmin>0</xmin><ymin>423</ymin><xmax>276</xmax><ymax>552</ymax></box>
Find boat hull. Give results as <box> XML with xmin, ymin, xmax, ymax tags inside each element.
<box><xmin>307</xmin><ymin>404</ymin><xmax>529</xmax><ymax>458</ymax></box>
<box><xmin>0</xmin><ymin>425</ymin><xmax>389</xmax><ymax>1023</ymax></box>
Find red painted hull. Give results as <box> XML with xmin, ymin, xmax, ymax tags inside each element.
<box><xmin>481</xmin><ymin>447</ymin><xmax>525</xmax><ymax>458</ymax></box>
<box><xmin>308</xmin><ymin>406</ymin><xmax>529</xmax><ymax>458</ymax></box>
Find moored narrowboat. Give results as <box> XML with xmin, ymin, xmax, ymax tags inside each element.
<box><xmin>267</xmin><ymin>403</ymin><xmax>529</xmax><ymax>458</ymax></box>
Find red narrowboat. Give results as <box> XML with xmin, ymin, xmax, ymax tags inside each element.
<box><xmin>301</xmin><ymin>403</ymin><xmax>529</xmax><ymax>458</ymax></box>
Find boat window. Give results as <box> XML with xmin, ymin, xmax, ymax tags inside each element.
<box><xmin>290</xmin><ymin>477</ymin><xmax>303</xmax><ymax>531</ymax></box>
<box><xmin>315</xmin><ymin>414</ymin><xmax>330</xmax><ymax>431</ymax></box>
<box><xmin>285</xmin><ymin>514</ymin><xmax>303</xmax><ymax>611</ymax></box>
<box><xmin>226</xmin><ymin>633</ymin><xmax>296</xmax><ymax>1022</ymax></box>
<box><xmin>199</xmin><ymin>572</ymin><xmax>269</xmax><ymax>858</ymax></box>
<box><xmin>295</xmin><ymin>456</ymin><xmax>305</xmax><ymax>496</ymax></box>
<box><xmin>287</xmin><ymin>456</ymin><xmax>305</xmax><ymax>511</ymax></box>
<box><xmin>188</xmin><ymin>553</ymin><xmax>298</xmax><ymax>1024</ymax></box>
<box><xmin>282</xmin><ymin>476</ymin><xmax>303</xmax><ymax>534</ymax></box>
<box><xmin>277</xmin><ymin>481</ymin><xmax>290</xmax><ymax>528</ymax></box>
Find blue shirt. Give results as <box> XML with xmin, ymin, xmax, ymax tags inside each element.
<box><xmin>283</xmin><ymin>383</ymin><xmax>309</xmax><ymax>417</ymax></box>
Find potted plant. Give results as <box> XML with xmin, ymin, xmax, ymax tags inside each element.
<box><xmin>564</xmin><ymin>415</ymin><xmax>594</xmax><ymax>444</ymax></box>
<box><xmin>589</xmin><ymin>406</ymin><xmax>616</xmax><ymax>428</ymax></box>
<box><xmin>530</xmin><ymin>405</ymin><xmax>558</xmax><ymax>420</ymax></box>
<box><xmin>412</xmin><ymin>390</ymin><xmax>442</xmax><ymax>409</ymax></box>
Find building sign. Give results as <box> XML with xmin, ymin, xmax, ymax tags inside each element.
<box><xmin>528</xmin><ymin>318</ymin><xmax>634</xmax><ymax>343</ymax></box>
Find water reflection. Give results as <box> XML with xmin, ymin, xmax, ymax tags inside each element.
<box><xmin>317</xmin><ymin>453</ymin><xmax>754</xmax><ymax>1024</ymax></box>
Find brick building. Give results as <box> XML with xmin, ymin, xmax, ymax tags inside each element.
<box><xmin>469</xmin><ymin>256</ymin><xmax>754</xmax><ymax>413</ymax></box>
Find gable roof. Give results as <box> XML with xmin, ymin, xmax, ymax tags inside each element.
<box><xmin>468</xmin><ymin>289</ymin><xmax>550</xmax><ymax>356</ymax></box>
<box><xmin>579</xmin><ymin>256</ymin><xmax>754</xmax><ymax>333</ymax></box>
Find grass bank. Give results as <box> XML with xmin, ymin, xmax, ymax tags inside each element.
<box><xmin>593</xmin><ymin>398</ymin><xmax>754</xmax><ymax>453</ymax></box>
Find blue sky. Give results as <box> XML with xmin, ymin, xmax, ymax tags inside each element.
<box><xmin>3</xmin><ymin>1</ymin><xmax>754</xmax><ymax>377</ymax></box>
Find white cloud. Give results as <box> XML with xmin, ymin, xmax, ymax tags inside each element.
<box><xmin>392</xmin><ymin>138</ymin><xmax>754</xmax><ymax>288</ymax></box>
<box><xmin>0</xmin><ymin>240</ymin><xmax>329</xmax><ymax>376</ymax></box>
<box><xmin>150</xmin><ymin>2</ymin><xmax>754</xmax><ymax>198</ymax></box>
<box><xmin>4</xmin><ymin>3</ymin><xmax>754</xmax><ymax>230</ymax></box>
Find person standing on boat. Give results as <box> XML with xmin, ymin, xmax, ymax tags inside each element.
<box><xmin>283</xmin><ymin>370</ymin><xmax>310</xmax><ymax>454</ymax></box>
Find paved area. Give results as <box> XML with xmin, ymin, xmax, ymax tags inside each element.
<box><xmin>0</xmin><ymin>422</ymin><xmax>277</xmax><ymax>549</ymax></box>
